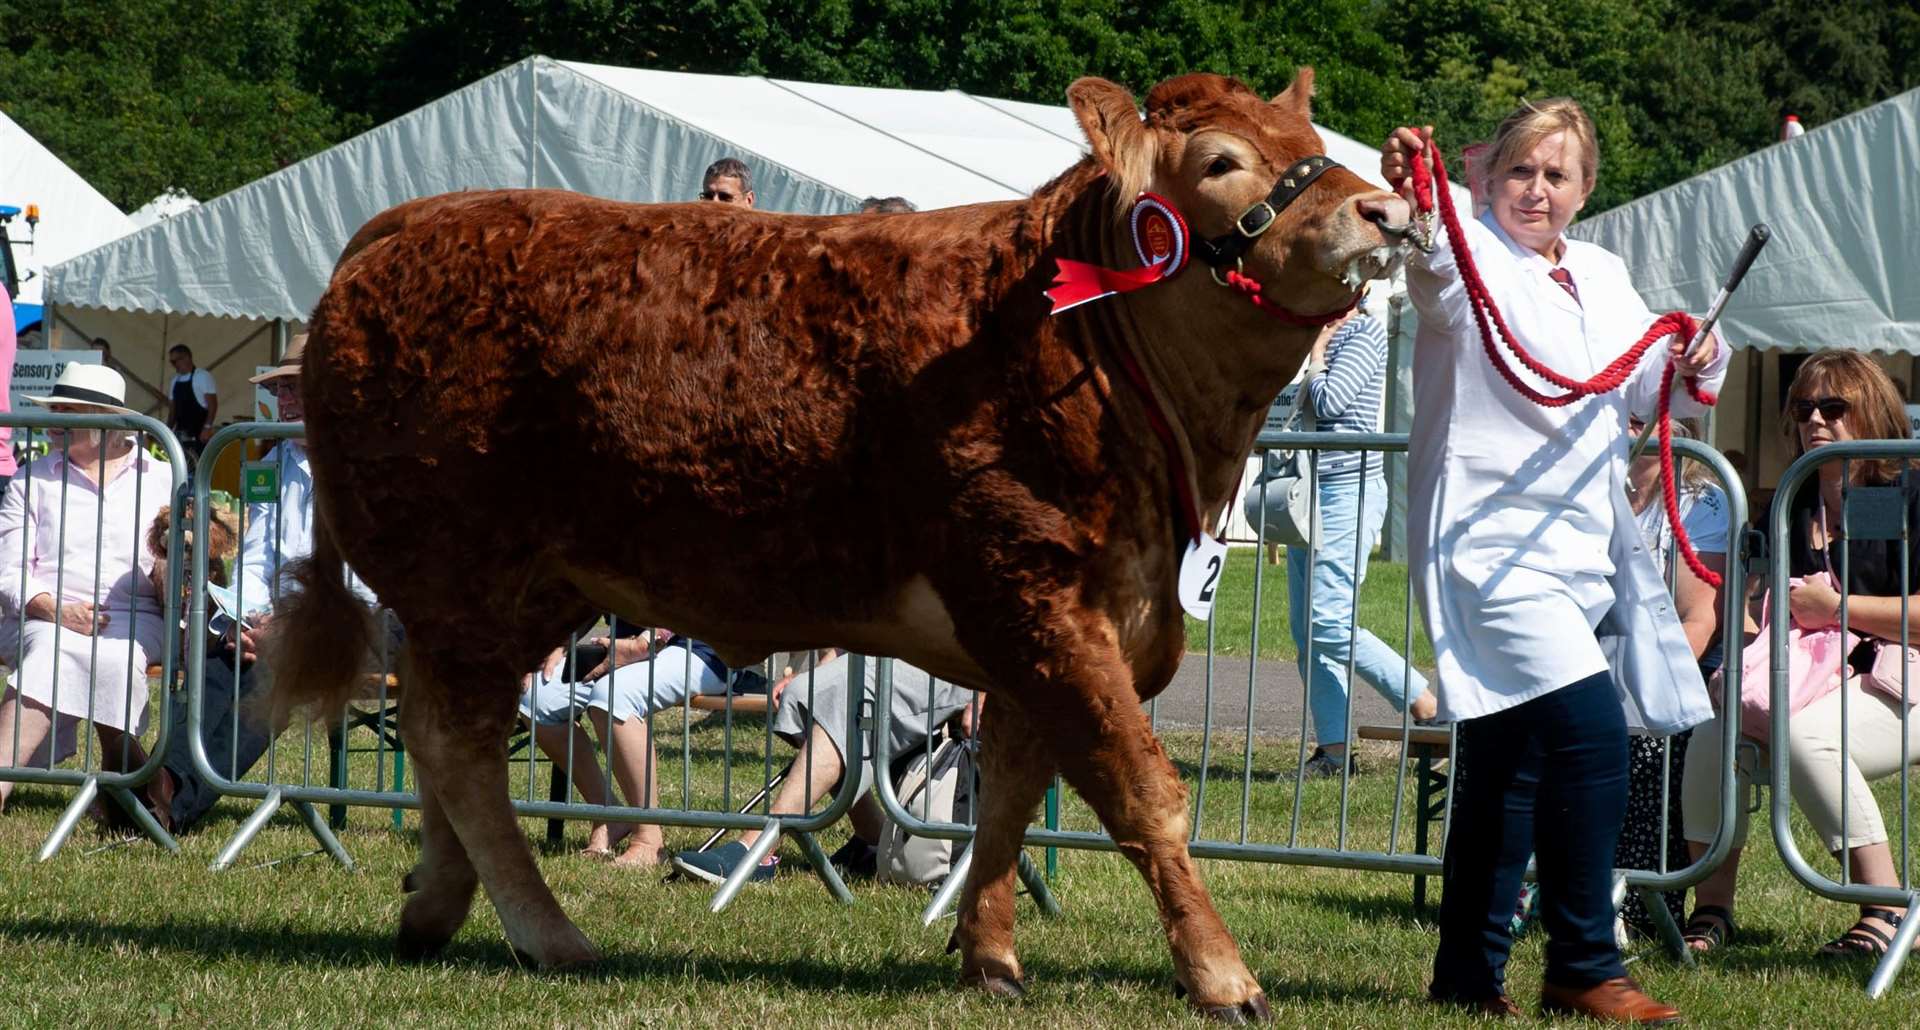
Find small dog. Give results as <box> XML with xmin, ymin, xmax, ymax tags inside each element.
<box><xmin>146</xmin><ymin>500</ymin><xmax>240</xmax><ymax>599</ymax></box>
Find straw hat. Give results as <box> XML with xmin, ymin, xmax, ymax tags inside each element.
<box><xmin>250</xmin><ymin>333</ymin><xmax>307</xmax><ymax>384</ymax></box>
<box><xmin>24</xmin><ymin>362</ymin><xmax>139</xmax><ymax>416</ymax></box>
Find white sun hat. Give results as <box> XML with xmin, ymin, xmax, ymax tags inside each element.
<box><xmin>24</xmin><ymin>361</ymin><xmax>140</xmax><ymax>417</ymax></box>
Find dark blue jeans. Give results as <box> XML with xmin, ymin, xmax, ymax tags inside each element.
<box><xmin>1432</xmin><ymin>670</ymin><xmax>1630</xmax><ymax>1000</ymax></box>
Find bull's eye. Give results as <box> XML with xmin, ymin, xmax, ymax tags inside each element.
<box><xmin>1204</xmin><ymin>157</ymin><xmax>1232</xmax><ymax>178</ymax></box>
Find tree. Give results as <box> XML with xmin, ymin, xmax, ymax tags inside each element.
<box><xmin>0</xmin><ymin>0</ymin><xmax>346</xmax><ymax>209</ymax></box>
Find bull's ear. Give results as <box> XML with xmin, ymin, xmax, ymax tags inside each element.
<box><xmin>1270</xmin><ymin>67</ymin><xmax>1315</xmax><ymax>121</ymax></box>
<box><xmin>1068</xmin><ymin>78</ymin><xmax>1154</xmax><ymax>190</ymax></box>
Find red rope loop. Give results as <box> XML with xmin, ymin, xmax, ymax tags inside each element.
<box><xmin>1404</xmin><ymin>141</ymin><xmax>1723</xmax><ymax>589</ymax></box>
<box><xmin>1222</xmin><ymin>268</ymin><xmax>1359</xmax><ymax>327</ymax></box>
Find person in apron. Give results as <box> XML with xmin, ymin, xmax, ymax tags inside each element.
<box><xmin>167</xmin><ymin>344</ymin><xmax>217</xmax><ymax>463</ymax></box>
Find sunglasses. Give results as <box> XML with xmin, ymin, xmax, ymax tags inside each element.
<box><xmin>698</xmin><ymin>189</ymin><xmax>736</xmax><ymax>202</ymax></box>
<box><xmin>1790</xmin><ymin>396</ymin><xmax>1851</xmax><ymax>423</ymax></box>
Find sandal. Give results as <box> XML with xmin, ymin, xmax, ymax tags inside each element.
<box><xmin>1818</xmin><ymin>907</ymin><xmax>1909</xmax><ymax>958</ymax></box>
<box><xmin>1682</xmin><ymin>905</ymin><xmax>1736</xmax><ymax>953</ymax></box>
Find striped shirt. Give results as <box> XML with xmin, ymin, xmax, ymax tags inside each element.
<box><xmin>1302</xmin><ymin>312</ymin><xmax>1388</xmax><ymax>479</ymax></box>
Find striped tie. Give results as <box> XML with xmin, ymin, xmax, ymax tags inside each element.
<box><xmin>1548</xmin><ymin>266</ymin><xmax>1581</xmax><ymax>306</ymax></box>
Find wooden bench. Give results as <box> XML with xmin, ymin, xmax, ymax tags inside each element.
<box><xmin>1355</xmin><ymin>723</ymin><xmax>1455</xmax><ymax>913</ymax></box>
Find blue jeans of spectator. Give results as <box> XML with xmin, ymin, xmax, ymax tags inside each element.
<box><xmin>1284</xmin><ymin>473</ymin><xmax>1427</xmax><ymax>747</ymax></box>
<box><xmin>1433</xmin><ymin>669</ymin><xmax>1631</xmax><ymax>1000</ymax></box>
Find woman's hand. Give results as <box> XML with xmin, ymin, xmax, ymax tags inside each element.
<box><xmin>1789</xmin><ymin>578</ymin><xmax>1842</xmax><ymax>630</ymax></box>
<box><xmin>25</xmin><ymin>593</ymin><xmax>108</xmax><ymax>636</ymax></box>
<box><xmin>1671</xmin><ymin>325</ymin><xmax>1721</xmax><ymax>379</ymax></box>
<box><xmin>1381</xmin><ymin>126</ymin><xmax>1433</xmax><ymax>198</ymax></box>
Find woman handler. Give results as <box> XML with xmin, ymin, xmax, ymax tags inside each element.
<box><xmin>1382</xmin><ymin>100</ymin><xmax>1725</xmax><ymax>1022</ymax></box>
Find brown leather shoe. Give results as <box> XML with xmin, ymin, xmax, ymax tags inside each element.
<box><xmin>1430</xmin><ymin>990</ymin><xmax>1523</xmax><ymax>1018</ymax></box>
<box><xmin>1539</xmin><ymin>977</ymin><xmax>1680</xmax><ymax>1024</ymax></box>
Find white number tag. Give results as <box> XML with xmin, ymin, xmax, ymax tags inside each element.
<box><xmin>1178</xmin><ymin>535</ymin><xmax>1229</xmax><ymax>621</ymax></box>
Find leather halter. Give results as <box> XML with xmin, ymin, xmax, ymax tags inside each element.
<box><xmin>1191</xmin><ymin>155</ymin><xmax>1340</xmax><ymax>284</ymax></box>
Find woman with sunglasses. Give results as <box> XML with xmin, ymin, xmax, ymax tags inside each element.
<box><xmin>1680</xmin><ymin>349</ymin><xmax>1920</xmax><ymax>959</ymax></box>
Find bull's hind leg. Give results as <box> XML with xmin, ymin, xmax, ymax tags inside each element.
<box><xmin>1042</xmin><ymin>649</ymin><xmax>1269</xmax><ymax>1022</ymax></box>
<box><xmin>952</xmin><ymin>696</ymin><xmax>1056</xmax><ymax>996</ymax></box>
<box><xmin>397</xmin><ymin>646</ymin><xmax>598</xmax><ymax>968</ymax></box>
<box><xmin>396</xmin><ymin>762</ymin><xmax>479</xmax><ymax>959</ymax></box>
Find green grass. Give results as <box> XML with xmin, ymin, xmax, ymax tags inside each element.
<box><xmin>1186</xmin><ymin>547</ymin><xmax>1436</xmax><ymax>666</ymax></box>
<box><xmin>2</xmin><ymin>709</ymin><xmax>1916</xmax><ymax>1027</ymax></box>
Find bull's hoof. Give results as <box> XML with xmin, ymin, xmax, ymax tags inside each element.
<box><xmin>964</xmin><ymin>971</ymin><xmax>1028</xmax><ymax>999</ymax></box>
<box><xmin>395</xmin><ymin>924</ymin><xmax>451</xmax><ymax>963</ymax></box>
<box><xmin>1201</xmin><ymin>995</ymin><xmax>1272</xmax><ymax>1024</ymax></box>
<box><xmin>1176</xmin><ymin>983</ymin><xmax>1272</xmax><ymax>1024</ymax></box>
<box><xmin>505</xmin><ymin>924</ymin><xmax>603</xmax><ymax>971</ymax></box>
<box><xmin>402</xmin><ymin>870</ymin><xmax>421</xmax><ymax>893</ymax></box>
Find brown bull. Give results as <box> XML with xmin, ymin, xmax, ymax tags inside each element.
<box><xmin>274</xmin><ymin>69</ymin><xmax>1409</xmax><ymax>1019</ymax></box>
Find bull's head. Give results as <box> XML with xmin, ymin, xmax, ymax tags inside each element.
<box><xmin>1068</xmin><ymin>70</ymin><xmax>1411</xmax><ymax>329</ymax></box>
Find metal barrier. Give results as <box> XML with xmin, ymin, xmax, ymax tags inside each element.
<box><xmin>875</xmin><ymin>429</ymin><xmax>1748</xmax><ymax>959</ymax></box>
<box><xmin>0</xmin><ymin>410</ymin><xmax>188</xmax><ymax>860</ymax></box>
<box><xmin>1768</xmin><ymin>440</ymin><xmax>1920</xmax><ymax>998</ymax></box>
<box><xmin>187</xmin><ymin>421</ymin><xmax>877</xmax><ymax>904</ymax></box>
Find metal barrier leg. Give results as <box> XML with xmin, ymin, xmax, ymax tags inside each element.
<box><xmin>791</xmin><ymin>828</ymin><xmax>854</xmax><ymax>905</ymax></box>
<box><xmin>1641</xmin><ymin>890</ymin><xmax>1694</xmax><ymax>967</ymax></box>
<box><xmin>35</xmin><ymin>775</ymin><xmax>101</xmax><ymax>862</ymax></box>
<box><xmin>294</xmin><ymin>799</ymin><xmax>356</xmax><ymax>871</ymax></box>
<box><xmin>212</xmin><ymin>788</ymin><xmax>284</xmax><ymax>871</ymax></box>
<box><xmin>1414</xmin><ymin>750</ymin><xmax>1436</xmax><ymax>912</ymax></box>
<box><xmin>329</xmin><ymin>724</ymin><xmax>349</xmax><ymax>831</ymax></box>
<box><xmin>921</xmin><ymin>841</ymin><xmax>974</xmax><ymax>926</ymax></box>
<box><xmin>545</xmin><ymin>765</ymin><xmax>568</xmax><ymax>848</ymax></box>
<box><xmin>709</xmin><ymin>818</ymin><xmax>782</xmax><ymax>913</ymax></box>
<box><xmin>391</xmin><ymin>746</ymin><xmax>406</xmax><ymax>832</ymax></box>
<box><xmin>1866</xmin><ymin>890</ymin><xmax>1920</xmax><ymax>999</ymax></box>
<box><xmin>1016</xmin><ymin>849</ymin><xmax>1061</xmax><ymax>916</ymax></box>
<box><xmin>102</xmin><ymin>784</ymin><xmax>180</xmax><ymax>854</ymax></box>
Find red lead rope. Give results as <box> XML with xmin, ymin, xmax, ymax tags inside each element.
<box><xmin>1405</xmin><ymin>142</ymin><xmax>1724</xmax><ymax>589</ymax></box>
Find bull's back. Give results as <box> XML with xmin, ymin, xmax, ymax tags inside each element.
<box><xmin>302</xmin><ymin>189</ymin><xmax>1030</xmax><ymax>637</ymax></box>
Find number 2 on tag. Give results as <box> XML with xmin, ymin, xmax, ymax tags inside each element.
<box><xmin>1178</xmin><ymin>535</ymin><xmax>1229</xmax><ymax>621</ymax></box>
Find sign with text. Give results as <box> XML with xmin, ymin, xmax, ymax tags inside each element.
<box><xmin>1906</xmin><ymin>404</ymin><xmax>1920</xmax><ymax>439</ymax></box>
<box><xmin>10</xmin><ymin>350</ymin><xmax>104</xmax><ymax>411</ymax></box>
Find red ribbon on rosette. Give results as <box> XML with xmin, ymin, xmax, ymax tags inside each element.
<box><xmin>1047</xmin><ymin>193</ymin><xmax>1191</xmax><ymax>314</ymax></box>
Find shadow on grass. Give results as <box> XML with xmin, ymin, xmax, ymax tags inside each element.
<box><xmin>0</xmin><ymin>911</ymin><xmax>1404</xmax><ymax>1004</ymax></box>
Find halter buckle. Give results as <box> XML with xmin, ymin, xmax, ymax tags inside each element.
<box><xmin>1234</xmin><ymin>203</ymin><xmax>1277</xmax><ymax>239</ymax></box>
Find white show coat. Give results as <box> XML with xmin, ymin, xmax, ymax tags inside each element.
<box><xmin>1406</xmin><ymin>208</ymin><xmax>1727</xmax><ymax>732</ymax></box>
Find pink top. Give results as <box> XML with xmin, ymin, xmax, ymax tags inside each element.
<box><xmin>0</xmin><ymin>286</ymin><xmax>16</xmax><ymax>476</ymax></box>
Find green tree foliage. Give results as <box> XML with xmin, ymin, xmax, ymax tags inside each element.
<box><xmin>2</xmin><ymin>0</ymin><xmax>1917</xmax><ymax>216</ymax></box>
<box><xmin>0</xmin><ymin>0</ymin><xmax>346</xmax><ymax>209</ymax></box>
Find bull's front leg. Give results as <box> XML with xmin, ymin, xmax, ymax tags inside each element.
<box><xmin>951</xmin><ymin>695</ymin><xmax>1056</xmax><ymax>995</ymax></box>
<box><xmin>1026</xmin><ymin>643</ymin><xmax>1271</xmax><ymax>1023</ymax></box>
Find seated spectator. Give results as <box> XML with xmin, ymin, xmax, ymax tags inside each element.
<box><xmin>1615</xmin><ymin>415</ymin><xmax>1728</xmax><ymax>938</ymax></box>
<box><xmin>520</xmin><ymin>624</ymin><xmax>734</xmax><ymax>866</ymax></box>
<box><xmin>0</xmin><ymin>365</ymin><xmax>169</xmax><ymax>813</ymax></box>
<box><xmin>147</xmin><ymin>337</ymin><xmax>386</xmax><ymax>833</ymax></box>
<box><xmin>669</xmin><ymin>650</ymin><xmax>976</xmax><ymax>885</ymax></box>
<box><xmin>1681</xmin><ymin>349</ymin><xmax>1920</xmax><ymax>957</ymax></box>
<box><xmin>857</xmin><ymin>196</ymin><xmax>916</xmax><ymax>214</ymax></box>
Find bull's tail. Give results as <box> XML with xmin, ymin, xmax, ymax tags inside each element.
<box><xmin>264</xmin><ymin>502</ymin><xmax>375</xmax><ymax>725</ymax></box>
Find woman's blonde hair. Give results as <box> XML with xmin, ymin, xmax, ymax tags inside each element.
<box><xmin>1784</xmin><ymin>348</ymin><xmax>1914</xmax><ymax>484</ymax></box>
<box><xmin>1477</xmin><ymin>97</ymin><xmax>1600</xmax><ymax>199</ymax></box>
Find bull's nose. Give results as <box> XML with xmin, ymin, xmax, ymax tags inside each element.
<box><xmin>1356</xmin><ymin>193</ymin><xmax>1412</xmax><ymax>231</ymax></box>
